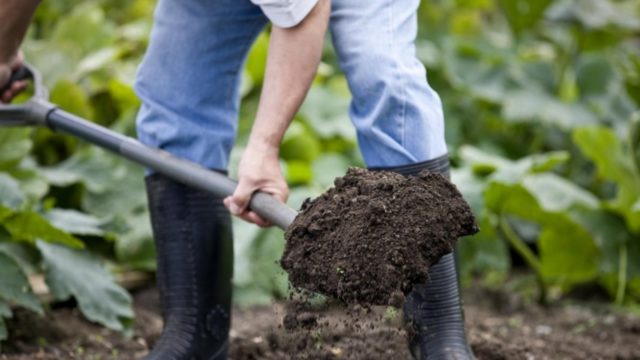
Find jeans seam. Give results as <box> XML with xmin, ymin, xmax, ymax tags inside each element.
<box><xmin>387</xmin><ymin>0</ymin><xmax>407</xmax><ymax>151</ymax></box>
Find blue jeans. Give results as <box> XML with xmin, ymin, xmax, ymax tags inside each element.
<box><xmin>135</xmin><ymin>0</ymin><xmax>447</xmax><ymax>170</ymax></box>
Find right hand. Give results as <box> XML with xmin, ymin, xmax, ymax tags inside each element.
<box><xmin>223</xmin><ymin>144</ymin><xmax>289</xmax><ymax>227</ymax></box>
<box><xmin>0</xmin><ymin>52</ymin><xmax>28</xmax><ymax>104</ymax></box>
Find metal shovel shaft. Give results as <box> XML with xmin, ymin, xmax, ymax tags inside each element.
<box><xmin>1</xmin><ymin>64</ymin><xmax>297</xmax><ymax>229</ymax></box>
<box><xmin>45</xmin><ymin>108</ymin><xmax>297</xmax><ymax>230</ymax></box>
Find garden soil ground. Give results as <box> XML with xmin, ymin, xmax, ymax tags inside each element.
<box><xmin>2</xmin><ymin>285</ymin><xmax>640</xmax><ymax>360</ymax></box>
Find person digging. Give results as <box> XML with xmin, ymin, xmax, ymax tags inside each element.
<box><xmin>1</xmin><ymin>0</ymin><xmax>474</xmax><ymax>358</ymax></box>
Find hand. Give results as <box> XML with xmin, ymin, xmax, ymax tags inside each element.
<box><xmin>0</xmin><ymin>51</ymin><xmax>28</xmax><ymax>103</ymax></box>
<box><xmin>224</xmin><ymin>145</ymin><xmax>289</xmax><ymax>227</ymax></box>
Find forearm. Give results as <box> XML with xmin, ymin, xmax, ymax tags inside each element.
<box><xmin>247</xmin><ymin>0</ymin><xmax>331</xmax><ymax>155</ymax></box>
<box><xmin>0</xmin><ymin>0</ymin><xmax>39</xmax><ymax>62</ymax></box>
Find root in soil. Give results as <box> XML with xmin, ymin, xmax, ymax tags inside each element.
<box><xmin>282</xmin><ymin>168</ymin><xmax>478</xmax><ymax>306</ymax></box>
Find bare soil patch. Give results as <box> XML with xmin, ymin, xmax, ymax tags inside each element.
<box><xmin>2</xmin><ymin>285</ymin><xmax>639</xmax><ymax>359</ymax></box>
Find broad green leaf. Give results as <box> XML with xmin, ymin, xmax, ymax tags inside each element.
<box><xmin>458</xmin><ymin>146</ymin><xmax>569</xmax><ymax>182</ymax></box>
<box><xmin>250</xmin><ymin>227</ymin><xmax>288</xmax><ymax>298</ymax></box>
<box><xmin>485</xmin><ymin>181</ymin><xmax>600</xmax><ymax>286</ymax></box>
<box><xmin>82</xmin><ymin>162</ymin><xmax>146</xmax><ymax>217</ymax></box>
<box><xmin>40</xmin><ymin>148</ymin><xmax>120</xmax><ymax>193</ymax></box>
<box><xmin>547</xmin><ymin>0</ymin><xmax>640</xmax><ymax>30</ymax></box>
<box><xmin>0</xmin><ymin>241</ymin><xmax>40</xmax><ymax>275</ymax></box>
<box><xmin>0</xmin><ymin>129</ymin><xmax>32</xmax><ymax>169</ymax></box>
<box><xmin>502</xmin><ymin>89</ymin><xmax>598</xmax><ymax>129</ymax></box>
<box><xmin>2</xmin><ymin>209</ymin><xmax>84</xmax><ymax>248</ymax></box>
<box><xmin>451</xmin><ymin>166</ymin><xmax>487</xmax><ymax>215</ymax></box>
<box><xmin>458</xmin><ymin>215</ymin><xmax>510</xmax><ymax>281</ymax></box>
<box><xmin>630</xmin><ymin>114</ymin><xmax>640</xmax><ymax>173</ymax></box>
<box><xmin>573</xmin><ymin>126</ymin><xmax>640</xmax><ymax>231</ymax></box>
<box><xmin>300</xmin><ymin>88</ymin><xmax>355</xmax><ymax>140</ymax></box>
<box><xmin>44</xmin><ymin>209</ymin><xmax>106</xmax><ymax>237</ymax></box>
<box><xmin>312</xmin><ymin>154</ymin><xmax>351</xmax><ymax>190</ymax></box>
<box><xmin>522</xmin><ymin>173</ymin><xmax>599</xmax><ymax>212</ymax></box>
<box><xmin>286</xmin><ymin>161</ymin><xmax>313</xmax><ymax>186</ymax></box>
<box><xmin>539</xmin><ymin>221</ymin><xmax>599</xmax><ymax>284</ymax></box>
<box><xmin>245</xmin><ymin>31</ymin><xmax>269</xmax><ymax>85</ymax></box>
<box><xmin>280</xmin><ymin>122</ymin><xmax>321</xmax><ymax>163</ymax></box>
<box><xmin>0</xmin><ymin>252</ymin><xmax>43</xmax><ymax>315</ymax></box>
<box><xmin>497</xmin><ymin>0</ymin><xmax>553</xmax><ymax>34</ymax></box>
<box><xmin>114</xmin><ymin>212</ymin><xmax>155</xmax><ymax>271</ymax></box>
<box><xmin>0</xmin><ymin>174</ymin><xmax>26</xmax><ymax>210</ymax></box>
<box><xmin>0</xmin><ymin>300</ymin><xmax>11</xmax><ymax>341</ymax></box>
<box><xmin>37</xmin><ymin>241</ymin><xmax>133</xmax><ymax>331</ymax></box>
<box><xmin>50</xmin><ymin>3</ymin><xmax>117</xmax><ymax>55</ymax></box>
<box><xmin>233</xmin><ymin>219</ymin><xmax>264</xmax><ymax>287</ymax></box>
<box><xmin>50</xmin><ymin>79</ymin><xmax>94</xmax><ymax>120</ymax></box>
<box><xmin>8</xmin><ymin>168</ymin><xmax>49</xmax><ymax>200</ymax></box>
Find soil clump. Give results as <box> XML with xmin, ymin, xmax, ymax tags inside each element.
<box><xmin>282</xmin><ymin>168</ymin><xmax>478</xmax><ymax>306</ymax></box>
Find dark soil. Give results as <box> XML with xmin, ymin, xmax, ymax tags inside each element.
<box><xmin>282</xmin><ymin>168</ymin><xmax>478</xmax><ymax>306</ymax></box>
<box><xmin>3</xmin><ymin>285</ymin><xmax>640</xmax><ymax>360</ymax></box>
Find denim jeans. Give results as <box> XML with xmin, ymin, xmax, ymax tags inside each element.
<box><xmin>135</xmin><ymin>0</ymin><xmax>447</xmax><ymax>170</ymax></box>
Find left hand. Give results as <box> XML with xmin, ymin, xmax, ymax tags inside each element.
<box><xmin>223</xmin><ymin>144</ymin><xmax>289</xmax><ymax>227</ymax></box>
<box><xmin>1</xmin><ymin>51</ymin><xmax>28</xmax><ymax>103</ymax></box>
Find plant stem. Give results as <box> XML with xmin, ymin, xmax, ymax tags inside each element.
<box><xmin>499</xmin><ymin>217</ymin><xmax>547</xmax><ymax>303</ymax></box>
<box><xmin>615</xmin><ymin>243</ymin><xmax>628</xmax><ymax>306</ymax></box>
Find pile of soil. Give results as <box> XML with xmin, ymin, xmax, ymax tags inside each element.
<box><xmin>3</xmin><ymin>286</ymin><xmax>640</xmax><ymax>360</ymax></box>
<box><xmin>282</xmin><ymin>168</ymin><xmax>478</xmax><ymax>306</ymax></box>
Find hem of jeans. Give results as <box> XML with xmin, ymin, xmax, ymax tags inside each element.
<box><xmin>368</xmin><ymin>154</ymin><xmax>449</xmax><ymax>176</ymax></box>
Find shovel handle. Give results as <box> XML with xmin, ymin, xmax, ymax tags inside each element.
<box><xmin>0</xmin><ymin>66</ymin><xmax>31</xmax><ymax>94</ymax></box>
<box><xmin>0</xmin><ymin>65</ymin><xmax>298</xmax><ymax>230</ymax></box>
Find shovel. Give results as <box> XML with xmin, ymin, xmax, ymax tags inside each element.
<box><xmin>0</xmin><ymin>64</ymin><xmax>297</xmax><ymax>230</ymax></box>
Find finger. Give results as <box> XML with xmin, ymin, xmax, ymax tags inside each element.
<box><xmin>9</xmin><ymin>52</ymin><xmax>23</xmax><ymax>70</ymax></box>
<box><xmin>11</xmin><ymin>80</ymin><xmax>27</xmax><ymax>92</ymax></box>
<box><xmin>228</xmin><ymin>181</ymin><xmax>256</xmax><ymax>216</ymax></box>
<box><xmin>246</xmin><ymin>211</ymin><xmax>272</xmax><ymax>227</ymax></box>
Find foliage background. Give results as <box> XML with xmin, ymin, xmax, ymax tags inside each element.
<box><xmin>0</xmin><ymin>0</ymin><xmax>639</xmax><ymax>340</ymax></box>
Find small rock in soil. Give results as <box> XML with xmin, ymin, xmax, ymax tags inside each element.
<box><xmin>282</xmin><ymin>168</ymin><xmax>478</xmax><ymax>306</ymax></box>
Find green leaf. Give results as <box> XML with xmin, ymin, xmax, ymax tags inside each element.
<box><xmin>36</xmin><ymin>241</ymin><xmax>133</xmax><ymax>331</ymax></box>
<box><xmin>451</xmin><ymin>166</ymin><xmax>488</xmax><ymax>215</ymax></box>
<box><xmin>312</xmin><ymin>154</ymin><xmax>352</xmax><ymax>189</ymax></box>
<box><xmin>44</xmin><ymin>209</ymin><xmax>106</xmax><ymax>237</ymax></box>
<box><xmin>522</xmin><ymin>173</ymin><xmax>599</xmax><ymax>212</ymax></box>
<box><xmin>497</xmin><ymin>0</ymin><xmax>553</xmax><ymax>34</ymax></box>
<box><xmin>538</xmin><ymin>221</ymin><xmax>599</xmax><ymax>284</ymax></box>
<box><xmin>458</xmin><ymin>215</ymin><xmax>510</xmax><ymax>281</ymax></box>
<box><xmin>0</xmin><ymin>174</ymin><xmax>26</xmax><ymax>210</ymax></box>
<box><xmin>8</xmin><ymin>168</ymin><xmax>50</xmax><ymax>200</ymax></box>
<box><xmin>1</xmin><ymin>208</ymin><xmax>84</xmax><ymax>248</ymax></box>
<box><xmin>547</xmin><ymin>0</ymin><xmax>640</xmax><ymax>30</ymax></box>
<box><xmin>40</xmin><ymin>148</ymin><xmax>119</xmax><ymax>193</ymax></box>
<box><xmin>458</xmin><ymin>146</ymin><xmax>569</xmax><ymax>182</ymax></box>
<box><xmin>502</xmin><ymin>89</ymin><xmax>598</xmax><ymax>129</ymax></box>
<box><xmin>82</xmin><ymin>162</ymin><xmax>146</xmax><ymax>217</ymax></box>
<box><xmin>114</xmin><ymin>212</ymin><xmax>155</xmax><ymax>271</ymax></box>
<box><xmin>630</xmin><ymin>114</ymin><xmax>640</xmax><ymax>173</ymax></box>
<box><xmin>0</xmin><ymin>252</ymin><xmax>43</xmax><ymax>315</ymax></box>
<box><xmin>245</xmin><ymin>31</ymin><xmax>269</xmax><ymax>86</ymax></box>
<box><xmin>280</xmin><ymin>122</ymin><xmax>321</xmax><ymax>163</ymax></box>
<box><xmin>285</xmin><ymin>161</ymin><xmax>313</xmax><ymax>186</ymax></box>
<box><xmin>573</xmin><ymin>126</ymin><xmax>640</xmax><ymax>232</ymax></box>
<box><xmin>0</xmin><ymin>129</ymin><xmax>32</xmax><ymax>169</ymax></box>
<box><xmin>50</xmin><ymin>79</ymin><xmax>94</xmax><ymax>120</ymax></box>
<box><xmin>300</xmin><ymin>88</ymin><xmax>355</xmax><ymax>139</ymax></box>
<box><xmin>50</xmin><ymin>3</ymin><xmax>117</xmax><ymax>55</ymax></box>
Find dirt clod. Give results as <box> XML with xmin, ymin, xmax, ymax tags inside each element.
<box><xmin>282</xmin><ymin>168</ymin><xmax>478</xmax><ymax>306</ymax></box>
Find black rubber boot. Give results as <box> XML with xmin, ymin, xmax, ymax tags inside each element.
<box><xmin>144</xmin><ymin>173</ymin><xmax>233</xmax><ymax>360</ymax></box>
<box><xmin>372</xmin><ymin>155</ymin><xmax>474</xmax><ymax>360</ymax></box>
